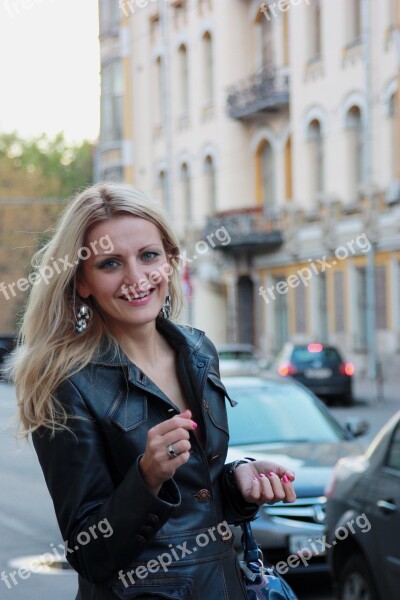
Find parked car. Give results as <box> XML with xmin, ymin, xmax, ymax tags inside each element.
<box><xmin>217</xmin><ymin>344</ymin><xmax>269</xmax><ymax>376</ymax></box>
<box><xmin>222</xmin><ymin>375</ymin><xmax>368</xmax><ymax>574</ymax></box>
<box><xmin>274</xmin><ymin>342</ymin><xmax>355</xmax><ymax>405</ymax></box>
<box><xmin>325</xmin><ymin>411</ymin><xmax>400</xmax><ymax>599</ymax></box>
<box><xmin>0</xmin><ymin>333</ymin><xmax>17</xmax><ymax>380</ymax></box>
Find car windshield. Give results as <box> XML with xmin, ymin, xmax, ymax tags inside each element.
<box><xmin>291</xmin><ymin>347</ymin><xmax>342</xmax><ymax>367</ymax></box>
<box><xmin>224</xmin><ymin>380</ymin><xmax>345</xmax><ymax>445</ymax></box>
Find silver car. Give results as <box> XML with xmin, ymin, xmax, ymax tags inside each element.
<box><xmin>223</xmin><ymin>375</ymin><xmax>367</xmax><ymax>575</ymax></box>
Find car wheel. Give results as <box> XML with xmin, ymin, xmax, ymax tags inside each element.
<box><xmin>338</xmin><ymin>554</ymin><xmax>378</xmax><ymax>600</ymax></box>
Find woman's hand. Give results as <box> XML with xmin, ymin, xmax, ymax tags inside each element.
<box><xmin>139</xmin><ymin>409</ymin><xmax>197</xmax><ymax>495</ymax></box>
<box><xmin>234</xmin><ymin>460</ymin><xmax>296</xmax><ymax>506</ymax></box>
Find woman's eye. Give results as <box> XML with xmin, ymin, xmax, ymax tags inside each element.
<box><xmin>97</xmin><ymin>259</ymin><xmax>120</xmax><ymax>269</ymax></box>
<box><xmin>142</xmin><ymin>251</ymin><xmax>160</xmax><ymax>261</ymax></box>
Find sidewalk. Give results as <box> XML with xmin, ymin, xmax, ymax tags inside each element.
<box><xmin>354</xmin><ymin>369</ymin><xmax>400</xmax><ymax>407</ymax></box>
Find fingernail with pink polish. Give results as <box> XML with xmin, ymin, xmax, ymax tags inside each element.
<box><xmin>282</xmin><ymin>475</ymin><xmax>289</xmax><ymax>483</ymax></box>
<box><xmin>253</xmin><ymin>477</ymin><xmax>259</xmax><ymax>482</ymax></box>
<box><xmin>268</xmin><ymin>472</ymin><xmax>275</xmax><ymax>477</ymax></box>
<box><xmin>192</xmin><ymin>421</ymin><xmax>198</xmax><ymax>429</ymax></box>
<box><xmin>259</xmin><ymin>473</ymin><xmax>266</xmax><ymax>478</ymax></box>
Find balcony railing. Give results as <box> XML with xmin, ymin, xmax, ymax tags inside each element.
<box><xmin>227</xmin><ymin>67</ymin><xmax>289</xmax><ymax>120</ymax></box>
<box><xmin>204</xmin><ymin>207</ymin><xmax>283</xmax><ymax>254</ymax></box>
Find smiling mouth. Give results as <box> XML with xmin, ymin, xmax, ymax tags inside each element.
<box><xmin>119</xmin><ymin>288</ymin><xmax>154</xmax><ymax>301</ymax></box>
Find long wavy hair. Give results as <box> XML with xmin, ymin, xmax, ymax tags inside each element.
<box><xmin>9</xmin><ymin>183</ymin><xmax>183</xmax><ymax>437</ymax></box>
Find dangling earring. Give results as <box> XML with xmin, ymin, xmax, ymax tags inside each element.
<box><xmin>161</xmin><ymin>293</ymin><xmax>171</xmax><ymax>319</ymax></box>
<box><xmin>75</xmin><ymin>303</ymin><xmax>91</xmax><ymax>333</ymax></box>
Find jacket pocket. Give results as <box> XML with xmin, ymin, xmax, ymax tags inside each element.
<box><xmin>110</xmin><ymin>575</ymin><xmax>194</xmax><ymax>599</ymax></box>
<box><xmin>203</xmin><ymin>373</ymin><xmax>236</xmax><ymax>436</ymax></box>
<box><xmin>107</xmin><ymin>390</ymin><xmax>147</xmax><ymax>432</ymax></box>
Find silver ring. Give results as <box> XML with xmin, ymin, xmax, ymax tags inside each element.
<box><xmin>166</xmin><ymin>444</ymin><xmax>178</xmax><ymax>459</ymax></box>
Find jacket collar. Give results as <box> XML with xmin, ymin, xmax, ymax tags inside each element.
<box><xmin>91</xmin><ymin>318</ymin><xmax>206</xmax><ymax>368</ymax></box>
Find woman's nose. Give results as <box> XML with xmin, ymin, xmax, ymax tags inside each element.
<box><xmin>123</xmin><ymin>259</ymin><xmax>148</xmax><ymax>287</ymax></box>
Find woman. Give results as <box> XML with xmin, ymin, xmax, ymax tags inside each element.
<box><xmin>11</xmin><ymin>183</ymin><xmax>296</xmax><ymax>600</ymax></box>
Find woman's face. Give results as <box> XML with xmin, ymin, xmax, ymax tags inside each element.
<box><xmin>76</xmin><ymin>216</ymin><xmax>170</xmax><ymax>332</ymax></box>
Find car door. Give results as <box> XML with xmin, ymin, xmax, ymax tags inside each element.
<box><xmin>368</xmin><ymin>421</ymin><xmax>400</xmax><ymax>595</ymax></box>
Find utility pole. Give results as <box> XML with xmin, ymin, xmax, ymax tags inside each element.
<box><xmin>362</xmin><ymin>0</ymin><xmax>378</xmax><ymax>383</ymax></box>
<box><xmin>160</xmin><ymin>0</ymin><xmax>173</xmax><ymax>215</ymax></box>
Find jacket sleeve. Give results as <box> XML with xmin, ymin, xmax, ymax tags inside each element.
<box><xmin>32</xmin><ymin>377</ymin><xmax>181</xmax><ymax>584</ymax></box>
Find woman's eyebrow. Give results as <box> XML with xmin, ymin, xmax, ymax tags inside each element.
<box><xmin>93</xmin><ymin>244</ymin><xmax>164</xmax><ymax>258</ymax></box>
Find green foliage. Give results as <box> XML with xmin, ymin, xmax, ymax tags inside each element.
<box><xmin>0</xmin><ymin>131</ymin><xmax>94</xmax><ymax>199</ymax></box>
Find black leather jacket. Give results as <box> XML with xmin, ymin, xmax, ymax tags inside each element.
<box><xmin>32</xmin><ymin>318</ymin><xmax>258</xmax><ymax>600</ymax></box>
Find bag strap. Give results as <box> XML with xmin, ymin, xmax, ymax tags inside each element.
<box><xmin>241</xmin><ymin>521</ymin><xmax>262</xmax><ymax>565</ymax></box>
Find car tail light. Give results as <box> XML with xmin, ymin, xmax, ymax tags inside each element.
<box><xmin>307</xmin><ymin>343</ymin><xmax>323</xmax><ymax>353</ymax></box>
<box><xmin>278</xmin><ymin>363</ymin><xmax>297</xmax><ymax>376</ymax></box>
<box><xmin>339</xmin><ymin>362</ymin><xmax>355</xmax><ymax>376</ymax></box>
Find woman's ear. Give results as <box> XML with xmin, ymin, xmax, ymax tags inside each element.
<box><xmin>75</xmin><ymin>275</ymin><xmax>90</xmax><ymax>300</ymax></box>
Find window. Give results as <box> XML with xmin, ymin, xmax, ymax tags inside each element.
<box><xmin>158</xmin><ymin>169</ymin><xmax>169</xmax><ymax>209</ymax></box>
<box><xmin>318</xmin><ymin>273</ymin><xmax>328</xmax><ymax>342</ymax></box>
<box><xmin>388</xmin><ymin>93</ymin><xmax>397</xmax><ymax>179</ymax></box>
<box><xmin>386</xmin><ymin>423</ymin><xmax>400</xmax><ymax>471</ymax></box>
<box><xmin>285</xmin><ymin>136</ymin><xmax>292</xmax><ymax>201</ymax></box>
<box><xmin>347</xmin><ymin>0</ymin><xmax>362</xmax><ymax>44</ymax></box>
<box><xmin>257</xmin><ymin>11</ymin><xmax>274</xmax><ymax>69</ymax></box>
<box><xmin>307</xmin><ymin>119</ymin><xmax>324</xmax><ymax>203</ymax></box>
<box><xmin>334</xmin><ymin>272</ymin><xmax>345</xmax><ymax>332</ymax></box>
<box><xmin>258</xmin><ymin>140</ymin><xmax>275</xmax><ymax>210</ymax></box>
<box><xmin>100</xmin><ymin>61</ymin><xmax>123</xmax><ymax>143</ymax></box>
<box><xmin>99</xmin><ymin>0</ymin><xmax>120</xmax><ymax>35</ymax></box>
<box><xmin>273</xmin><ymin>275</ymin><xmax>289</xmax><ymax>351</ymax></box>
<box><xmin>204</xmin><ymin>155</ymin><xmax>216</xmax><ymax>212</ymax></box>
<box><xmin>375</xmin><ymin>265</ymin><xmax>387</xmax><ymax>330</ymax></box>
<box><xmin>172</xmin><ymin>0</ymin><xmax>188</xmax><ymax>28</ymax></box>
<box><xmin>308</xmin><ymin>0</ymin><xmax>322</xmax><ymax>60</ymax></box>
<box><xmin>202</xmin><ymin>32</ymin><xmax>214</xmax><ymax>105</ymax></box>
<box><xmin>356</xmin><ymin>267</ymin><xmax>367</xmax><ymax>348</ymax></box>
<box><xmin>154</xmin><ymin>56</ymin><xmax>164</xmax><ymax>126</ymax></box>
<box><xmin>180</xmin><ymin>162</ymin><xmax>192</xmax><ymax>222</ymax></box>
<box><xmin>178</xmin><ymin>44</ymin><xmax>189</xmax><ymax>116</ymax></box>
<box><xmin>346</xmin><ymin>106</ymin><xmax>365</xmax><ymax>198</ymax></box>
<box><xmin>294</xmin><ymin>281</ymin><xmax>307</xmax><ymax>334</ymax></box>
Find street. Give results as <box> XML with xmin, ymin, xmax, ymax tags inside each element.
<box><xmin>1</xmin><ymin>379</ymin><xmax>399</xmax><ymax>600</ymax></box>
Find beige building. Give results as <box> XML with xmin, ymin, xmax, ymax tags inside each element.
<box><xmin>97</xmin><ymin>0</ymin><xmax>400</xmax><ymax>377</ymax></box>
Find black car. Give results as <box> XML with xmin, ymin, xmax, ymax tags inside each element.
<box><xmin>326</xmin><ymin>411</ymin><xmax>400</xmax><ymax>600</ymax></box>
<box><xmin>275</xmin><ymin>343</ymin><xmax>354</xmax><ymax>405</ymax></box>
<box><xmin>0</xmin><ymin>333</ymin><xmax>17</xmax><ymax>379</ymax></box>
<box><xmin>223</xmin><ymin>375</ymin><xmax>367</xmax><ymax>574</ymax></box>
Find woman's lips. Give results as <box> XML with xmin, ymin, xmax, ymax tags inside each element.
<box><xmin>119</xmin><ymin>288</ymin><xmax>156</xmax><ymax>305</ymax></box>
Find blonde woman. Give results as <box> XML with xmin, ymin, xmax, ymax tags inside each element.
<box><xmin>11</xmin><ymin>183</ymin><xmax>296</xmax><ymax>600</ymax></box>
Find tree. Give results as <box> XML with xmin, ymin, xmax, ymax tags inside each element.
<box><xmin>0</xmin><ymin>131</ymin><xmax>94</xmax><ymax>199</ymax></box>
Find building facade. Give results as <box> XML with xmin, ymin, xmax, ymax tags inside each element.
<box><xmin>97</xmin><ymin>0</ymin><xmax>400</xmax><ymax>377</ymax></box>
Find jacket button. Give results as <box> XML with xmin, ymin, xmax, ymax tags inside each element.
<box><xmin>147</xmin><ymin>514</ymin><xmax>160</xmax><ymax>525</ymax></box>
<box><xmin>197</xmin><ymin>362</ymin><xmax>205</xmax><ymax>368</ymax></box>
<box><xmin>194</xmin><ymin>489</ymin><xmax>211</xmax><ymax>502</ymax></box>
<box><xmin>135</xmin><ymin>535</ymin><xmax>146</xmax><ymax>544</ymax></box>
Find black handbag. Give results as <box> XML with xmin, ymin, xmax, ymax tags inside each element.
<box><xmin>239</xmin><ymin>521</ymin><xmax>299</xmax><ymax>600</ymax></box>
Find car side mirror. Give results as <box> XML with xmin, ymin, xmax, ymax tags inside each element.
<box><xmin>345</xmin><ymin>418</ymin><xmax>369</xmax><ymax>438</ymax></box>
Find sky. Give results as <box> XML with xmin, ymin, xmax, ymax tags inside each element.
<box><xmin>0</xmin><ymin>0</ymin><xmax>100</xmax><ymax>143</ymax></box>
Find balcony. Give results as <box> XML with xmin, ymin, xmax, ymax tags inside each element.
<box><xmin>227</xmin><ymin>67</ymin><xmax>289</xmax><ymax>120</ymax></box>
<box><xmin>204</xmin><ymin>207</ymin><xmax>284</xmax><ymax>255</ymax></box>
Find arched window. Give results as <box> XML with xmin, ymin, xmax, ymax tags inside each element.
<box><xmin>178</xmin><ymin>44</ymin><xmax>189</xmax><ymax>115</ymax></box>
<box><xmin>256</xmin><ymin>140</ymin><xmax>275</xmax><ymax>209</ymax></box>
<box><xmin>101</xmin><ymin>60</ymin><xmax>123</xmax><ymax>143</ymax></box>
<box><xmin>202</xmin><ymin>31</ymin><xmax>214</xmax><ymax>105</ymax></box>
<box><xmin>180</xmin><ymin>162</ymin><xmax>192</xmax><ymax>222</ymax></box>
<box><xmin>204</xmin><ymin>154</ymin><xmax>216</xmax><ymax>213</ymax></box>
<box><xmin>307</xmin><ymin>119</ymin><xmax>324</xmax><ymax>202</ymax></box>
<box><xmin>345</xmin><ymin>105</ymin><xmax>364</xmax><ymax>197</ymax></box>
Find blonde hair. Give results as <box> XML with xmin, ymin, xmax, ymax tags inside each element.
<box><xmin>10</xmin><ymin>183</ymin><xmax>183</xmax><ymax>437</ymax></box>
